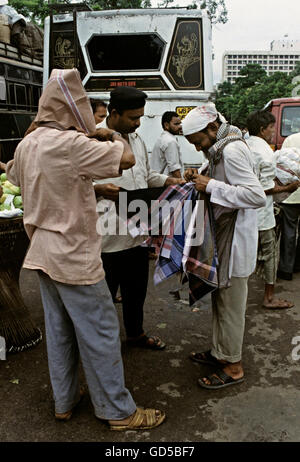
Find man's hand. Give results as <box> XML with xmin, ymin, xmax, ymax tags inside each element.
<box><xmin>193</xmin><ymin>174</ymin><xmax>212</xmax><ymax>192</ymax></box>
<box><xmin>184</xmin><ymin>168</ymin><xmax>199</xmax><ymax>182</ymax></box>
<box><xmin>94</xmin><ymin>183</ymin><xmax>120</xmax><ymax>201</ymax></box>
<box><xmin>285</xmin><ymin>181</ymin><xmax>300</xmax><ymax>193</ymax></box>
<box><xmin>0</xmin><ymin>161</ymin><xmax>6</xmax><ymax>172</ymax></box>
<box><xmin>164</xmin><ymin>177</ymin><xmax>186</xmax><ymax>186</ymax></box>
<box><xmin>88</xmin><ymin>128</ymin><xmax>118</xmax><ymax>142</ymax></box>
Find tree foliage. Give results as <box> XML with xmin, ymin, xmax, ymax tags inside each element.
<box><xmin>8</xmin><ymin>0</ymin><xmax>59</xmax><ymax>24</ymax></box>
<box><xmin>198</xmin><ymin>0</ymin><xmax>228</xmax><ymax>24</ymax></box>
<box><xmin>8</xmin><ymin>0</ymin><xmax>150</xmax><ymax>24</ymax></box>
<box><xmin>89</xmin><ymin>0</ymin><xmax>151</xmax><ymax>10</ymax></box>
<box><xmin>215</xmin><ymin>64</ymin><xmax>297</xmax><ymax>127</ymax></box>
<box><xmin>8</xmin><ymin>0</ymin><xmax>228</xmax><ymax>25</ymax></box>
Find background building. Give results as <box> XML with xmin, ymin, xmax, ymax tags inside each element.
<box><xmin>222</xmin><ymin>40</ymin><xmax>300</xmax><ymax>83</ymax></box>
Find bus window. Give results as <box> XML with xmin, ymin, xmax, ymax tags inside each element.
<box><xmin>87</xmin><ymin>34</ymin><xmax>165</xmax><ymax>72</ymax></box>
<box><xmin>0</xmin><ymin>63</ymin><xmax>5</xmax><ymax>76</ymax></box>
<box><xmin>9</xmin><ymin>83</ymin><xmax>16</xmax><ymax>108</ymax></box>
<box><xmin>15</xmin><ymin>113</ymin><xmax>34</xmax><ymax>137</ymax></box>
<box><xmin>7</xmin><ymin>65</ymin><xmax>31</xmax><ymax>81</ymax></box>
<box><xmin>15</xmin><ymin>84</ymin><xmax>27</xmax><ymax>108</ymax></box>
<box><xmin>0</xmin><ymin>114</ymin><xmax>19</xmax><ymax>139</ymax></box>
<box><xmin>281</xmin><ymin>106</ymin><xmax>300</xmax><ymax>137</ymax></box>
<box><xmin>32</xmin><ymin>86</ymin><xmax>40</xmax><ymax>107</ymax></box>
<box><xmin>32</xmin><ymin>70</ymin><xmax>43</xmax><ymax>84</ymax></box>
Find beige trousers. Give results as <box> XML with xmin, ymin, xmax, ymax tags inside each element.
<box><xmin>211</xmin><ymin>276</ymin><xmax>249</xmax><ymax>363</ymax></box>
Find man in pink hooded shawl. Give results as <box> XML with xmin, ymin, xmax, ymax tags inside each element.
<box><xmin>5</xmin><ymin>68</ymin><xmax>165</xmax><ymax>431</ymax></box>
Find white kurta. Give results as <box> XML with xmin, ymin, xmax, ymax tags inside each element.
<box><xmin>281</xmin><ymin>133</ymin><xmax>300</xmax><ymax>204</ymax></box>
<box><xmin>202</xmin><ymin>140</ymin><xmax>266</xmax><ymax>278</ymax></box>
<box><xmin>246</xmin><ymin>135</ymin><xmax>276</xmax><ymax>231</ymax></box>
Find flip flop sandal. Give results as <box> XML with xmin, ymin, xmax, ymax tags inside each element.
<box><xmin>127</xmin><ymin>334</ymin><xmax>166</xmax><ymax>350</ymax></box>
<box><xmin>198</xmin><ymin>369</ymin><xmax>244</xmax><ymax>390</ymax></box>
<box><xmin>109</xmin><ymin>407</ymin><xmax>166</xmax><ymax>431</ymax></box>
<box><xmin>189</xmin><ymin>350</ymin><xmax>222</xmax><ymax>366</ymax></box>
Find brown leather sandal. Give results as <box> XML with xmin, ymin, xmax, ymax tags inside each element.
<box><xmin>109</xmin><ymin>407</ymin><xmax>166</xmax><ymax>431</ymax></box>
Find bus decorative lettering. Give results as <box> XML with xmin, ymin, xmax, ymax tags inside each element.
<box><xmin>110</xmin><ymin>81</ymin><xmax>137</xmax><ymax>88</ymax></box>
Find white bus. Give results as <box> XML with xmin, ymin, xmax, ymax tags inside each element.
<box><xmin>43</xmin><ymin>6</ymin><xmax>214</xmax><ymax>167</ymax></box>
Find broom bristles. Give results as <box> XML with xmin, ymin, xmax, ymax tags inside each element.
<box><xmin>0</xmin><ymin>304</ymin><xmax>42</xmax><ymax>353</ymax></box>
<box><xmin>0</xmin><ymin>217</ymin><xmax>42</xmax><ymax>353</ymax></box>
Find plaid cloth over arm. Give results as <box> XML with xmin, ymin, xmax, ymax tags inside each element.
<box><xmin>127</xmin><ymin>183</ymin><xmax>219</xmax><ymax>305</ymax></box>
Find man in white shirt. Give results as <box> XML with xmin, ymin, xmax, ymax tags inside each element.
<box><xmin>277</xmin><ymin>132</ymin><xmax>300</xmax><ymax>280</ymax></box>
<box><xmin>151</xmin><ymin>111</ymin><xmax>183</xmax><ymax>178</ymax></box>
<box><xmin>182</xmin><ymin>103</ymin><xmax>266</xmax><ymax>390</ymax></box>
<box><xmin>246</xmin><ymin>110</ymin><xmax>297</xmax><ymax>307</ymax></box>
<box><xmin>94</xmin><ymin>87</ymin><xmax>184</xmax><ymax>351</ymax></box>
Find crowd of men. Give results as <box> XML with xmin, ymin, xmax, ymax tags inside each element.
<box><xmin>1</xmin><ymin>68</ymin><xmax>299</xmax><ymax>430</ymax></box>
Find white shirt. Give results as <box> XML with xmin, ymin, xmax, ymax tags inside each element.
<box><xmin>203</xmin><ymin>141</ymin><xmax>266</xmax><ymax>278</ymax></box>
<box><xmin>151</xmin><ymin>130</ymin><xmax>184</xmax><ymax>176</ymax></box>
<box><xmin>246</xmin><ymin>135</ymin><xmax>276</xmax><ymax>231</ymax></box>
<box><xmin>282</xmin><ymin>132</ymin><xmax>300</xmax><ymax>149</ymax></box>
<box><xmin>281</xmin><ymin>133</ymin><xmax>300</xmax><ymax>204</ymax></box>
<box><xmin>94</xmin><ymin>118</ymin><xmax>168</xmax><ymax>252</ymax></box>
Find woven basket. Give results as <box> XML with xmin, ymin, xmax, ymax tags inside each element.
<box><xmin>0</xmin><ymin>217</ymin><xmax>42</xmax><ymax>353</ymax></box>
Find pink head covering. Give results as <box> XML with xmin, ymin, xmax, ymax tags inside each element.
<box><xmin>34</xmin><ymin>68</ymin><xmax>96</xmax><ymax>134</ymax></box>
<box><xmin>182</xmin><ymin>103</ymin><xmax>225</xmax><ymax>136</ymax></box>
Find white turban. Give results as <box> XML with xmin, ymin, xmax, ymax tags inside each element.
<box><xmin>182</xmin><ymin>103</ymin><xmax>226</xmax><ymax>136</ymax></box>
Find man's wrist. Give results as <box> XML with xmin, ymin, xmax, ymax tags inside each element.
<box><xmin>110</xmin><ymin>131</ymin><xmax>122</xmax><ymax>141</ymax></box>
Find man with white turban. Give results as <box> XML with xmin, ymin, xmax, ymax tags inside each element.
<box><xmin>182</xmin><ymin>103</ymin><xmax>266</xmax><ymax>389</ymax></box>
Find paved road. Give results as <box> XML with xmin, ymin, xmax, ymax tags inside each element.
<box><xmin>1</xmin><ymin>264</ymin><xmax>300</xmax><ymax>442</ymax></box>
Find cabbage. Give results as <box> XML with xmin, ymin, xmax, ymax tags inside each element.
<box><xmin>0</xmin><ymin>203</ymin><xmax>11</xmax><ymax>211</ymax></box>
<box><xmin>0</xmin><ymin>172</ymin><xmax>7</xmax><ymax>183</ymax></box>
<box><xmin>13</xmin><ymin>195</ymin><xmax>23</xmax><ymax>208</ymax></box>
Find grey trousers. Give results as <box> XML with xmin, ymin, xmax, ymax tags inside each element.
<box><xmin>211</xmin><ymin>276</ymin><xmax>249</xmax><ymax>363</ymax></box>
<box><xmin>38</xmin><ymin>271</ymin><xmax>136</xmax><ymax>420</ymax></box>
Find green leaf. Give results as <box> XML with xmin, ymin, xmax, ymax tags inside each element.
<box><xmin>10</xmin><ymin>379</ymin><xmax>19</xmax><ymax>384</ymax></box>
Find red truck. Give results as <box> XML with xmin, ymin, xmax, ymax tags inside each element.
<box><xmin>264</xmin><ymin>97</ymin><xmax>300</xmax><ymax>150</ymax></box>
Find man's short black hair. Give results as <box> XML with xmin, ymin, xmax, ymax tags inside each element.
<box><xmin>108</xmin><ymin>87</ymin><xmax>147</xmax><ymax>115</ymax></box>
<box><xmin>161</xmin><ymin>111</ymin><xmax>179</xmax><ymax>129</ymax></box>
<box><xmin>246</xmin><ymin>110</ymin><xmax>276</xmax><ymax>136</ymax></box>
<box><xmin>90</xmin><ymin>99</ymin><xmax>107</xmax><ymax>114</ymax></box>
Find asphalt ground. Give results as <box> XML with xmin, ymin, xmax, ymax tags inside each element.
<box><xmin>0</xmin><ymin>263</ymin><xmax>300</xmax><ymax>444</ymax></box>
